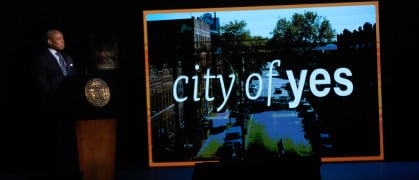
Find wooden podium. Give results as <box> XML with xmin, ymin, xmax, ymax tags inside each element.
<box><xmin>76</xmin><ymin>118</ymin><xmax>116</xmax><ymax>180</ymax></box>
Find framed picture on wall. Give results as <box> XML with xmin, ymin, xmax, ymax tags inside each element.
<box><xmin>90</xmin><ymin>34</ymin><xmax>119</xmax><ymax>71</ymax></box>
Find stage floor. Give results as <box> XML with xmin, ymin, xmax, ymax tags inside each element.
<box><xmin>115</xmin><ymin>161</ymin><xmax>419</xmax><ymax>180</ymax></box>
<box><xmin>1</xmin><ymin>161</ymin><xmax>419</xmax><ymax>179</ymax></box>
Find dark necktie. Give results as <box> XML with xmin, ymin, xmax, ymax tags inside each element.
<box><xmin>56</xmin><ymin>52</ymin><xmax>68</xmax><ymax>76</ymax></box>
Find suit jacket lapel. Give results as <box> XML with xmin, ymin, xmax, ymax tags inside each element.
<box><xmin>48</xmin><ymin>51</ymin><xmax>64</xmax><ymax>75</ymax></box>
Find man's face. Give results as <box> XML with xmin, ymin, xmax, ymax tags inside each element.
<box><xmin>48</xmin><ymin>31</ymin><xmax>65</xmax><ymax>51</ymax></box>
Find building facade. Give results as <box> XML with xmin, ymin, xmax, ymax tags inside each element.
<box><xmin>147</xmin><ymin>17</ymin><xmax>213</xmax><ymax>161</ymax></box>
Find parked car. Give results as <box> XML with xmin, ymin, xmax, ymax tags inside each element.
<box><xmin>222</xmin><ymin>126</ymin><xmax>244</xmax><ymax>160</ymax></box>
<box><xmin>224</xmin><ymin>126</ymin><xmax>243</xmax><ymax>147</ymax></box>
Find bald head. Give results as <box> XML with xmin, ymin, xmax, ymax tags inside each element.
<box><xmin>46</xmin><ymin>29</ymin><xmax>65</xmax><ymax>51</ymax></box>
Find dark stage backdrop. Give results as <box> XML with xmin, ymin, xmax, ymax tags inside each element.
<box><xmin>1</xmin><ymin>0</ymin><xmax>417</xmax><ymax>173</ymax></box>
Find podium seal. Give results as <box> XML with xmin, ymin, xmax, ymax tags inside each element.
<box><xmin>84</xmin><ymin>78</ymin><xmax>111</xmax><ymax>107</ymax></box>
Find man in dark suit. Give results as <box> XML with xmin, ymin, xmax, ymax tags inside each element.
<box><xmin>33</xmin><ymin>29</ymin><xmax>77</xmax><ymax>108</ymax></box>
<box><xmin>31</xmin><ymin>29</ymin><xmax>81</xmax><ymax>180</ymax></box>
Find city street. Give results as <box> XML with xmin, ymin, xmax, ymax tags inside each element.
<box><xmin>197</xmin><ymin>108</ymin><xmax>312</xmax><ymax>159</ymax></box>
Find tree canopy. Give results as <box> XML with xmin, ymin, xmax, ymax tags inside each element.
<box><xmin>269</xmin><ymin>11</ymin><xmax>335</xmax><ymax>53</ymax></box>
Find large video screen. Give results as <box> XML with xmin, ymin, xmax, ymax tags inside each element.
<box><xmin>144</xmin><ymin>1</ymin><xmax>382</xmax><ymax>167</ymax></box>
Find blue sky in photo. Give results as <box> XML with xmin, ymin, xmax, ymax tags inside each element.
<box><xmin>145</xmin><ymin>3</ymin><xmax>377</xmax><ymax>38</ymax></box>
